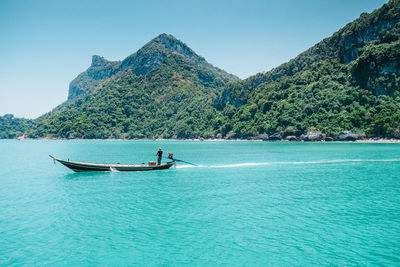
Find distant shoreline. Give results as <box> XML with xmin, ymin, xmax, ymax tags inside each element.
<box><xmin>3</xmin><ymin>137</ymin><xmax>400</xmax><ymax>143</ymax></box>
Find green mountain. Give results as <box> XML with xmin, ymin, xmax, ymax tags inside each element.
<box><xmin>29</xmin><ymin>34</ymin><xmax>238</xmax><ymax>139</ymax></box>
<box><xmin>68</xmin><ymin>34</ymin><xmax>222</xmax><ymax>100</ymax></box>
<box><xmin>1</xmin><ymin>0</ymin><xmax>400</xmax><ymax>140</ymax></box>
<box><xmin>214</xmin><ymin>0</ymin><xmax>400</xmax><ymax>139</ymax></box>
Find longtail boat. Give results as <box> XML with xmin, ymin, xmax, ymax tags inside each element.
<box><xmin>49</xmin><ymin>155</ymin><xmax>175</xmax><ymax>172</ymax></box>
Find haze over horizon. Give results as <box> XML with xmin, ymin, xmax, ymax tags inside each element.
<box><xmin>0</xmin><ymin>0</ymin><xmax>388</xmax><ymax>119</ymax></box>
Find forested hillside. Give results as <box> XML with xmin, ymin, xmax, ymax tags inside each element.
<box><xmin>28</xmin><ymin>34</ymin><xmax>238</xmax><ymax>139</ymax></box>
<box><xmin>214</xmin><ymin>0</ymin><xmax>400</xmax><ymax>139</ymax></box>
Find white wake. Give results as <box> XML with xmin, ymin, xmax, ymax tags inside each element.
<box><xmin>175</xmin><ymin>159</ymin><xmax>400</xmax><ymax>169</ymax></box>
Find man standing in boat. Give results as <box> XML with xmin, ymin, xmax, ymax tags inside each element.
<box><xmin>156</xmin><ymin>148</ymin><xmax>163</xmax><ymax>165</ymax></box>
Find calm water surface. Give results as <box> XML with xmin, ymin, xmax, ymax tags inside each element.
<box><xmin>1</xmin><ymin>140</ymin><xmax>400</xmax><ymax>265</ymax></box>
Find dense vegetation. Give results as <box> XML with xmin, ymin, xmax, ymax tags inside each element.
<box><xmin>29</xmin><ymin>35</ymin><xmax>238</xmax><ymax>139</ymax></box>
<box><xmin>214</xmin><ymin>0</ymin><xmax>400</xmax><ymax>139</ymax></box>
<box><xmin>1</xmin><ymin>0</ymin><xmax>400</xmax><ymax>140</ymax></box>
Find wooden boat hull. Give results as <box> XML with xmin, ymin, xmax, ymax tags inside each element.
<box><xmin>50</xmin><ymin>156</ymin><xmax>175</xmax><ymax>172</ymax></box>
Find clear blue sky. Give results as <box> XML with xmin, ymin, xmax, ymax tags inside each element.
<box><xmin>0</xmin><ymin>0</ymin><xmax>388</xmax><ymax>118</ymax></box>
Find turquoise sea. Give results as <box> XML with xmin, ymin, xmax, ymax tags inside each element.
<box><xmin>1</xmin><ymin>140</ymin><xmax>400</xmax><ymax>265</ymax></box>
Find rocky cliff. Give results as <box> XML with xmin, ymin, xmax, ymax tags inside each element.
<box><xmin>216</xmin><ymin>0</ymin><xmax>400</xmax><ymax>110</ymax></box>
<box><xmin>68</xmin><ymin>55</ymin><xmax>120</xmax><ymax>99</ymax></box>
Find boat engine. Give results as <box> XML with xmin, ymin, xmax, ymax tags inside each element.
<box><xmin>167</xmin><ymin>153</ymin><xmax>174</xmax><ymax>160</ymax></box>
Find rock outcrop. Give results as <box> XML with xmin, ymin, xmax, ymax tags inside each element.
<box><xmin>68</xmin><ymin>55</ymin><xmax>120</xmax><ymax>99</ymax></box>
<box><xmin>300</xmin><ymin>132</ymin><xmax>325</xmax><ymax>141</ymax></box>
<box><xmin>337</xmin><ymin>131</ymin><xmax>358</xmax><ymax>141</ymax></box>
<box><xmin>285</xmin><ymin>136</ymin><xmax>298</xmax><ymax>141</ymax></box>
<box><xmin>257</xmin><ymin>134</ymin><xmax>269</xmax><ymax>141</ymax></box>
<box><xmin>269</xmin><ymin>132</ymin><xmax>282</xmax><ymax>141</ymax></box>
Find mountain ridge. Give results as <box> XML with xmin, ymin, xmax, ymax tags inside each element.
<box><xmin>68</xmin><ymin>33</ymin><xmax>223</xmax><ymax>100</ymax></box>
<box><xmin>216</xmin><ymin>0</ymin><xmax>400</xmax><ymax>110</ymax></box>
